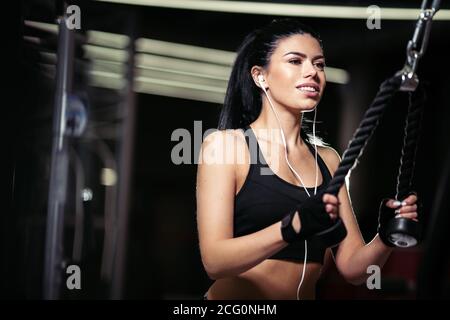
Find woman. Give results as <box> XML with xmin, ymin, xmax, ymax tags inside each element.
<box><xmin>196</xmin><ymin>18</ymin><xmax>419</xmax><ymax>300</ymax></box>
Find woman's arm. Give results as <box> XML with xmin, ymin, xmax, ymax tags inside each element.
<box><xmin>319</xmin><ymin>147</ymin><xmax>400</xmax><ymax>285</ymax></box>
<box><xmin>332</xmin><ymin>190</ymin><xmax>417</xmax><ymax>285</ymax></box>
<box><xmin>196</xmin><ymin>130</ymin><xmax>289</xmax><ymax>280</ymax></box>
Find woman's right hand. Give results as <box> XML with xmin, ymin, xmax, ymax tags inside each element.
<box><xmin>292</xmin><ymin>193</ymin><xmax>338</xmax><ymax>232</ymax></box>
<box><xmin>282</xmin><ymin>192</ymin><xmax>340</xmax><ymax>243</ymax></box>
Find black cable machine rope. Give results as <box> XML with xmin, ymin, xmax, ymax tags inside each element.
<box><xmin>396</xmin><ymin>88</ymin><xmax>425</xmax><ymax>200</ymax></box>
<box><xmin>325</xmin><ymin>75</ymin><xmax>402</xmax><ymax>196</ymax></box>
<box><xmin>313</xmin><ymin>0</ymin><xmax>439</xmax><ymax>250</ymax></box>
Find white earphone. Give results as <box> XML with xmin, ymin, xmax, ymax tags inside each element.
<box><xmin>257</xmin><ymin>73</ymin><xmax>319</xmax><ymax>300</ymax></box>
<box><xmin>258</xmin><ymin>75</ymin><xmax>266</xmax><ymax>90</ymax></box>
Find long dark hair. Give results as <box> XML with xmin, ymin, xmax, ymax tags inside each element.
<box><xmin>218</xmin><ymin>18</ymin><xmax>325</xmax><ymax>144</ymax></box>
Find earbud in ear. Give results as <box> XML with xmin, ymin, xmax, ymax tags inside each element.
<box><xmin>258</xmin><ymin>75</ymin><xmax>265</xmax><ymax>83</ymax></box>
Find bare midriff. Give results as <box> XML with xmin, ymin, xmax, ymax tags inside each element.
<box><xmin>206</xmin><ymin>259</ymin><xmax>322</xmax><ymax>300</ymax></box>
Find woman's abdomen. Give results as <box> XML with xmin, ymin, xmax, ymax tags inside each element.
<box><xmin>207</xmin><ymin>259</ymin><xmax>322</xmax><ymax>300</ymax></box>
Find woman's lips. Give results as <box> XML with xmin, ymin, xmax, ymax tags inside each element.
<box><xmin>297</xmin><ymin>88</ymin><xmax>319</xmax><ymax>98</ymax></box>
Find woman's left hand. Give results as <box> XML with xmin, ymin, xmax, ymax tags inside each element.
<box><xmin>384</xmin><ymin>193</ymin><xmax>419</xmax><ymax>222</ymax></box>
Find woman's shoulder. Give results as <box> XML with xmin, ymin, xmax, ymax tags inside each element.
<box><xmin>198</xmin><ymin>128</ymin><xmax>248</xmax><ymax>166</ymax></box>
<box><xmin>201</xmin><ymin>128</ymin><xmax>247</xmax><ymax>149</ymax></box>
<box><xmin>316</xmin><ymin>145</ymin><xmax>341</xmax><ymax>174</ymax></box>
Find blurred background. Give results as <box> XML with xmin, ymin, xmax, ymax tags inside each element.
<box><xmin>3</xmin><ymin>0</ymin><xmax>450</xmax><ymax>299</ymax></box>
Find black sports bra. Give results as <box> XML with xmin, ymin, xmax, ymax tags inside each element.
<box><xmin>233</xmin><ymin>125</ymin><xmax>333</xmax><ymax>264</ymax></box>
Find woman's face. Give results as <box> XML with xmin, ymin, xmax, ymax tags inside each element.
<box><xmin>262</xmin><ymin>33</ymin><xmax>326</xmax><ymax>112</ymax></box>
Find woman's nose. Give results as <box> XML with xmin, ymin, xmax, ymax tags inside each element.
<box><xmin>302</xmin><ymin>60</ymin><xmax>317</xmax><ymax>78</ymax></box>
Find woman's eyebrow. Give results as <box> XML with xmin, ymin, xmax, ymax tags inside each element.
<box><xmin>283</xmin><ymin>51</ymin><xmax>324</xmax><ymax>60</ymax></box>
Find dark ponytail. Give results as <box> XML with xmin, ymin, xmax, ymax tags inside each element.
<box><xmin>218</xmin><ymin>30</ymin><xmax>262</xmax><ymax>130</ymax></box>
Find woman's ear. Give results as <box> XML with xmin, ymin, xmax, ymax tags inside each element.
<box><xmin>251</xmin><ymin>66</ymin><xmax>267</xmax><ymax>89</ymax></box>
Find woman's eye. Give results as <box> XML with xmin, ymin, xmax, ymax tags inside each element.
<box><xmin>315</xmin><ymin>62</ymin><xmax>326</xmax><ymax>70</ymax></box>
<box><xmin>289</xmin><ymin>59</ymin><xmax>301</xmax><ymax>65</ymax></box>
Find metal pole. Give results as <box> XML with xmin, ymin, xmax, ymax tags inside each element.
<box><xmin>43</xmin><ymin>12</ymin><xmax>74</xmax><ymax>299</ymax></box>
<box><xmin>110</xmin><ymin>11</ymin><xmax>137</xmax><ymax>300</ymax></box>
